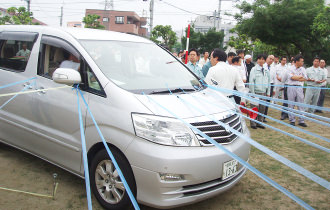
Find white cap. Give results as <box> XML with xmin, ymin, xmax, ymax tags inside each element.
<box><xmin>244</xmin><ymin>55</ymin><xmax>252</xmax><ymax>60</ymax></box>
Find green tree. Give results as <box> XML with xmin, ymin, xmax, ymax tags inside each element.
<box><xmin>0</xmin><ymin>7</ymin><xmax>36</xmax><ymax>25</ymax></box>
<box><xmin>83</xmin><ymin>14</ymin><xmax>105</xmax><ymax>29</ymax></box>
<box><xmin>181</xmin><ymin>26</ymin><xmax>225</xmax><ymax>53</ymax></box>
<box><xmin>312</xmin><ymin>6</ymin><xmax>330</xmax><ymax>37</ymax></box>
<box><xmin>234</xmin><ymin>0</ymin><xmax>328</xmax><ymax>64</ymax></box>
<box><xmin>150</xmin><ymin>25</ymin><xmax>177</xmax><ymax>50</ymax></box>
<box><xmin>227</xmin><ymin>32</ymin><xmax>253</xmax><ymax>53</ymax></box>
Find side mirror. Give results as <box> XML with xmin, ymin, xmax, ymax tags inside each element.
<box><xmin>52</xmin><ymin>68</ymin><xmax>81</xmax><ymax>85</ymax></box>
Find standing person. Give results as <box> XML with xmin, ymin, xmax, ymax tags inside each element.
<box><xmin>232</xmin><ymin>56</ymin><xmax>247</xmax><ymax>83</ymax></box>
<box><xmin>186</xmin><ymin>48</ymin><xmax>204</xmax><ymax>79</ymax></box>
<box><xmin>245</xmin><ymin>54</ymin><xmax>255</xmax><ymax>82</ymax></box>
<box><xmin>237</xmin><ymin>50</ymin><xmax>248</xmax><ymax>81</ymax></box>
<box><xmin>249</xmin><ymin>54</ymin><xmax>270</xmax><ymax>129</ymax></box>
<box><xmin>316</xmin><ymin>59</ymin><xmax>328</xmax><ymax>113</ymax></box>
<box><xmin>304</xmin><ymin>57</ymin><xmax>327</xmax><ymax>113</ymax></box>
<box><xmin>199</xmin><ymin>51</ymin><xmax>209</xmax><ymax>67</ymax></box>
<box><xmin>280</xmin><ymin>60</ymin><xmax>290</xmax><ymax>120</ymax></box>
<box><xmin>205</xmin><ymin>48</ymin><xmax>246</xmax><ymax>101</ymax></box>
<box><xmin>226</xmin><ymin>52</ymin><xmax>236</xmax><ymax>65</ymax></box>
<box><xmin>286</xmin><ymin>54</ymin><xmax>307</xmax><ymax>127</ymax></box>
<box><xmin>272</xmin><ymin>55</ymin><xmax>280</xmax><ymax>67</ymax></box>
<box><xmin>263</xmin><ymin>55</ymin><xmax>275</xmax><ymax>121</ymax></box>
<box><xmin>274</xmin><ymin>56</ymin><xmax>287</xmax><ymax>99</ymax></box>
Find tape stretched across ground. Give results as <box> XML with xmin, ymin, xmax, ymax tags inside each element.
<box><xmin>143</xmin><ymin>93</ymin><xmax>315</xmax><ymax>210</ymax></box>
<box><xmin>244</xmin><ymin>83</ymin><xmax>330</xmax><ymax>90</ymax></box>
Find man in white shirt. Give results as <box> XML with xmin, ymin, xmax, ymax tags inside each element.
<box><xmin>274</xmin><ymin>56</ymin><xmax>288</xmax><ymax>99</ymax></box>
<box><xmin>226</xmin><ymin>52</ymin><xmax>236</xmax><ymax>65</ymax></box>
<box><xmin>263</xmin><ymin>55</ymin><xmax>274</xmax><ymax>121</ymax></box>
<box><xmin>16</xmin><ymin>43</ymin><xmax>31</xmax><ymax>61</ymax></box>
<box><xmin>205</xmin><ymin>48</ymin><xmax>246</xmax><ymax>101</ymax></box>
<box><xmin>59</xmin><ymin>52</ymin><xmax>80</xmax><ymax>71</ymax></box>
<box><xmin>316</xmin><ymin>59</ymin><xmax>328</xmax><ymax>113</ymax></box>
<box><xmin>232</xmin><ymin>56</ymin><xmax>247</xmax><ymax>83</ymax></box>
<box><xmin>199</xmin><ymin>51</ymin><xmax>209</xmax><ymax>67</ymax></box>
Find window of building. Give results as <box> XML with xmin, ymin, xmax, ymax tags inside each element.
<box><xmin>0</xmin><ymin>32</ymin><xmax>38</xmax><ymax>72</ymax></box>
<box><xmin>103</xmin><ymin>17</ymin><xmax>109</xmax><ymax>22</ymax></box>
<box><xmin>115</xmin><ymin>16</ymin><xmax>124</xmax><ymax>24</ymax></box>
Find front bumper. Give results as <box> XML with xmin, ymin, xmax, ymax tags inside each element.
<box><xmin>124</xmin><ymin>133</ymin><xmax>250</xmax><ymax>209</ymax></box>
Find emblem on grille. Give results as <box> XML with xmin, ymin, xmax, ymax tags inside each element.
<box><xmin>225</xmin><ymin>125</ymin><xmax>231</xmax><ymax>133</ymax></box>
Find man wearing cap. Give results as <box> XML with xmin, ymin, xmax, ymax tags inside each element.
<box><xmin>245</xmin><ymin>54</ymin><xmax>255</xmax><ymax>82</ymax></box>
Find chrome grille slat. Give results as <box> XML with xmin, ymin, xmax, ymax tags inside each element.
<box><xmin>190</xmin><ymin>113</ymin><xmax>242</xmax><ymax>145</ymax></box>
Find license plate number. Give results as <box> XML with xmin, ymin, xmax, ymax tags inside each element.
<box><xmin>222</xmin><ymin>159</ymin><xmax>238</xmax><ymax>180</ymax></box>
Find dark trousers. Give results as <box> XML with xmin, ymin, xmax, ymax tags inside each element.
<box><xmin>264</xmin><ymin>84</ymin><xmax>274</xmax><ymax>116</ymax></box>
<box><xmin>233</xmin><ymin>87</ymin><xmax>241</xmax><ymax>104</ymax></box>
<box><xmin>317</xmin><ymin>86</ymin><xmax>326</xmax><ymax>111</ymax></box>
<box><xmin>250</xmin><ymin>93</ymin><xmax>266</xmax><ymax>127</ymax></box>
<box><xmin>281</xmin><ymin>87</ymin><xmax>289</xmax><ymax>118</ymax></box>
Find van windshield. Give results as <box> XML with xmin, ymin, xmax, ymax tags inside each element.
<box><xmin>80</xmin><ymin>40</ymin><xmax>203</xmax><ymax>94</ymax></box>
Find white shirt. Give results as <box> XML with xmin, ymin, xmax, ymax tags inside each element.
<box><xmin>275</xmin><ymin>64</ymin><xmax>287</xmax><ymax>85</ymax></box>
<box><xmin>59</xmin><ymin>60</ymin><xmax>80</xmax><ymax>71</ymax></box>
<box><xmin>264</xmin><ymin>63</ymin><xmax>275</xmax><ymax>83</ymax></box>
<box><xmin>199</xmin><ymin>58</ymin><xmax>209</xmax><ymax>67</ymax></box>
<box><xmin>205</xmin><ymin>62</ymin><xmax>246</xmax><ymax>96</ymax></box>
<box><xmin>320</xmin><ymin>67</ymin><xmax>328</xmax><ymax>86</ymax></box>
<box><xmin>233</xmin><ymin>65</ymin><xmax>247</xmax><ymax>82</ymax></box>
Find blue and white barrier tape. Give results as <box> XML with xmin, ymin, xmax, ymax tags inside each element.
<box><xmin>142</xmin><ymin>93</ymin><xmax>314</xmax><ymax>210</ymax></box>
<box><xmin>76</xmin><ymin>87</ymin><xmax>93</xmax><ymax>210</ymax></box>
<box><xmin>244</xmin><ymin>83</ymin><xmax>330</xmax><ymax>90</ymax></box>
<box><xmin>78</xmin><ymin>88</ymin><xmax>140</xmax><ymax>210</ymax></box>
<box><xmin>0</xmin><ymin>81</ymin><xmax>36</xmax><ymax>110</ymax></box>
<box><xmin>181</xmin><ymin>88</ymin><xmax>330</xmax><ymax>148</ymax></box>
<box><xmin>175</xmin><ymin>95</ymin><xmax>330</xmax><ymax>191</ymax></box>
<box><xmin>206</xmin><ymin>85</ymin><xmax>330</xmax><ymax>127</ymax></box>
<box><xmin>0</xmin><ymin>77</ymin><xmax>36</xmax><ymax>90</ymax></box>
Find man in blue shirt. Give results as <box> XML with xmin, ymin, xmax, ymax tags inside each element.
<box><xmin>186</xmin><ymin>48</ymin><xmax>204</xmax><ymax>79</ymax></box>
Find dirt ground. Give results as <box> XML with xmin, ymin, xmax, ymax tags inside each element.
<box><xmin>0</xmin><ymin>94</ymin><xmax>329</xmax><ymax>210</ymax></box>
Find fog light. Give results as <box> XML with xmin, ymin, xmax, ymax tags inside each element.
<box><xmin>159</xmin><ymin>173</ymin><xmax>185</xmax><ymax>182</ymax></box>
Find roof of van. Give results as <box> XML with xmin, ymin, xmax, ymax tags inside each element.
<box><xmin>0</xmin><ymin>25</ymin><xmax>152</xmax><ymax>43</ymax></box>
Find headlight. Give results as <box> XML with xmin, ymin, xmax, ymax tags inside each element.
<box><xmin>132</xmin><ymin>114</ymin><xmax>200</xmax><ymax>146</ymax></box>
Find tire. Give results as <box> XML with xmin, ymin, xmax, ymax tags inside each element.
<box><xmin>90</xmin><ymin>148</ymin><xmax>136</xmax><ymax>210</ymax></box>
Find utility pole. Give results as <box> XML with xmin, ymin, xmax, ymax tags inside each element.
<box><xmin>60</xmin><ymin>6</ymin><xmax>63</xmax><ymax>27</ymax></box>
<box><xmin>149</xmin><ymin>0</ymin><xmax>154</xmax><ymax>33</ymax></box>
<box><xmin>217</xmin><ymin>0</ymin><xmax>221</xmax><ymax>31</ymax></box>
<box><xmin>213</xmin><ymin>10</ymin><xmax>216</xmax><ymax>28</ymax></box>
<box><xmin>25</xmin><ymin>0</ymin><xmax>31</xmax><ymax>12</ymax></box>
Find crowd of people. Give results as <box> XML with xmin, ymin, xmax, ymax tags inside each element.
<box><xmin>173</xmin><ymin>48</ymin><xmax>328</xmax><ymax>129</ymax></box>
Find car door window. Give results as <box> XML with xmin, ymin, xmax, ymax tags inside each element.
<box><xmin>0</xmin><ymin>32</ymin><xmax>38</xmax><ymax>72</ymax></box>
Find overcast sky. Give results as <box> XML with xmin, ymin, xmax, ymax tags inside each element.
<box><xmin>0</xmin><ymin>0</ymin><xmax>237</xmax><ymax>31</ymax></box>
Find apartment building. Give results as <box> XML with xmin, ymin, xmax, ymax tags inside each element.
<box><xmin>85</xmin><ymin>9</ymin><xmax>147</xmax><ymax>36</ymax></box>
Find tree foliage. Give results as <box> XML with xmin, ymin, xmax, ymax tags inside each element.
<box><xmin>83</xmin><ymin>14</ymin><xmax>105</xmax><ymax>29</ymax></box>
<box><xmin>0</xmin><ymin>7</ymin><xmax>37</xmax><ymax>25</ymax></box>
<box><xmin>181</xmin><ymin>26</ymin><xmax>224</xmax><ymax>53</ymax></box>
<box><xmin>312</xmin><ymin>6</ymin><xmax>330</xmax><ymax>37</ymax></box>
<box><xmin>227</xmin><ymin>33</ymin><xmax>253</xmax><ymax>53</ymax></box>
<box><xmin>234</xmin><ymin>0</ymin><xmax>329</xmax><ymax>64</ymax></box>
<box><xmin>150</xmin><ymin>25</ymin><xmax>177</xmax><ymax>50</ymax></box>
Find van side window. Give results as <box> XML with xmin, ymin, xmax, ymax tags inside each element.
<box><xmin>83</xmin><ymin>65</ymin><xmax>105</xmax><ymax>97</ymax></box>
<box><xmin>38</xmin><ymin>44</ymin><xmax>80</xmax><ymax>78</ymax></box>
<box><xmin>0</xmin><ymin>32</ymin><xmax>38</xmax><ymax>72</ymax></box>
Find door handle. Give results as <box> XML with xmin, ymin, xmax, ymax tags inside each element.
<box><xmin>36</xmin><ymin>87</ymin><xmax>46</xmax><ymax>94</ymax></box>
<box><xmin>23</xmin><ymin>82</ymin><xmax>33</xmax><ymax>89</ymax></box>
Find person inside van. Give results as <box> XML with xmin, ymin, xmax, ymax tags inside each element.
<box><xmin>59</xmin><ymin>51</ymin><xmax>80</xmax><ymax>71</ymax></box>
<box><xmin>16</xmin><ymin>43</ymin><xmax>30</xmax><ymax>61</ymax></box>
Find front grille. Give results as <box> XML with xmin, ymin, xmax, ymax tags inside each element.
<box><xmin>190</xmin><ymin>114</ymin><xmax>242</xmax><ymax>145</ymax></box>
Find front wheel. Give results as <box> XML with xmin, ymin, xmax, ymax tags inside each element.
<box><xmin>90</xmin><ymin>148</ymin><xmax>136</xmax><ymax>210</ymax></box>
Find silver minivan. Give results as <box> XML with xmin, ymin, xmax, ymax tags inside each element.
<box><xmin>0</xmin><ymin>25</ymin><xmax>250</xmax><ymax>209</ymax></box>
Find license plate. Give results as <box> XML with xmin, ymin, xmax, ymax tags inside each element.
<box><xmin>222</xmin><ymin>159</ymin><xmax>238</xmax><ymax>180</ymax></box>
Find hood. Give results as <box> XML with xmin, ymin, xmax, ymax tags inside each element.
<box><xmin>134</xmin><ymin>88</ymin><xmax>236</xmax><ymax>119</ymax></box>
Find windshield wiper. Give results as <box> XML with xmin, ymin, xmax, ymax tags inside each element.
<box><xmin>149</xmin><ymin>88</ymin><xmax>196</xmax><ymax>95</ymax></box>
<box><xmin>166</xmin><ymin>60</ymin><xmax>179</xmax><ymax>64</ymax></box>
